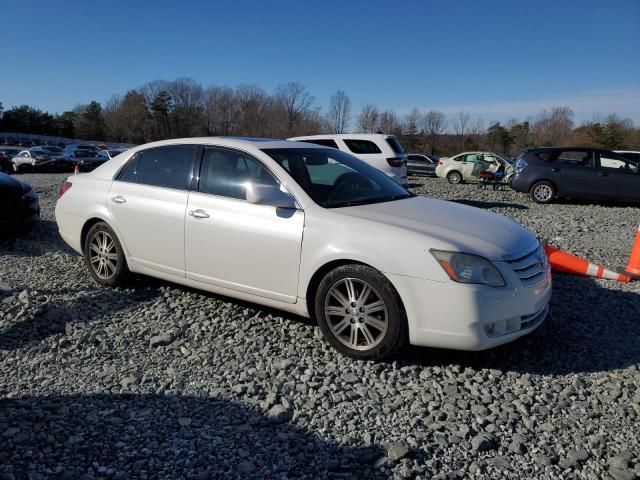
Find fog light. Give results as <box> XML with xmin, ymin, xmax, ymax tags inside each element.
<box><xmin>484</xmin><ymin>323</ymin><xmax>495</xmax><ymax>335</ymax></box>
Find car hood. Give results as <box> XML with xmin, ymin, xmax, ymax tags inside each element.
<box><xmin>0</xmin><ymin>173</ymin><xmax>27</xmax><ymax>200</ymax></box>
<box><xmin>336</xmin><ymin>196</ymin><xmax>538</xmax><ymax>261</ymax></box>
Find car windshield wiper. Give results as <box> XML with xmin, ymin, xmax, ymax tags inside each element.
<box><xmin>327</xmin><ymin>193</ymin><xmax>414</xmax><ymax>208</ymax></box>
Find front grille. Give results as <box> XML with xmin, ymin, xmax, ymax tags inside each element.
<box><xmin>506</xmin><ymin>244</ymin><xmax>548</xmax><ymax>287</ymax></box>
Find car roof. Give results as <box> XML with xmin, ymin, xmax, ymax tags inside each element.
<box><xmin>125</xmin><ymin>137</ymin><xmax>327</xmax><ymax>151</ymax></box>
<box><xmin>288</xmin><ymin>133</ymin><xmax>396</xmax><ymax>140</ymax></box>
<box><xmin>523</xmin><ymin>147</ymin><xmax>619</xmax><ymax>153</ymax></box>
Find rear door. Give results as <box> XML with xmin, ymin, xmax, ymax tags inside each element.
<box><xmin>108</xmin><ymin>145</ymin><xmax>198</xmax><ymax>276</ymax></box>
<box><xmin>548</xmin><ymin>150</ymin><xmax>601</xmax><ymax>198</ymax></box>
<box><xmin>407</xmin><ymin>155</ymin><xmax>429</xmax><ymax>174</ymax></box>
<box><xmin>595</xmin><ymin>151</ymin><xmax>640</xmax><ymax>202</ymax></box>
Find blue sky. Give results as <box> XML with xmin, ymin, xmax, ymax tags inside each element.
<box><xmin>2</xmin><ymin>0</ymin><xmax>639</xmax><ymax>125</ymax></box>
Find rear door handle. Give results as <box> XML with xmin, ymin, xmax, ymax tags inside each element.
<box><xmin>551</xmin><ymin>168</ymin><xmax>561</xmax><ymax>173</ymax></box>
<box><xmin>111</xmin><ymin>195</ymin><xmax>126</xmax><ymax>204</ymax></box>
<box><xmin>598</xmin><ymin>172</ymin><xmax>609</xmax><ymax>177</ymax></box>
<box><xmin>189</xmin><ymin>209</ymin><xmax>210</xmax><ymax>219</ymax></box>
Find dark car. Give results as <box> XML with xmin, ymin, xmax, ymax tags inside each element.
<box><xmin>512</xmin><ymin>147</ymin><xmax>640</xmax><ymax>204</ymax></box>
<box><xmin>0</xmin><ymin>172</ymin><xmax>40</xmax><ymax>236</ymax></box>
<box><xmin>0</xmin><ymin>148</ymin><xmax>22</xmax><ymax>174</ymax></box>
<box><xmin>406</xmin><ymin>154</ymin><xmax>438</xmax><ymax>176</ymax></box>
<box><xmin>73</xmin><ymin>149</ymin><xmax>108</xmax><ymax>172</ymax></box>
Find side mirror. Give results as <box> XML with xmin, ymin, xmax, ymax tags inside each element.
<box><xmin>246</xmin><ymin>183</ymin><xmax>297</xmax><ymax>209</ymax></box>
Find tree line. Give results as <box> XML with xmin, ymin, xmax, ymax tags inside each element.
<box><xmin>1</xmin><ymin>78</ymin><xmax>638</xmax><ymax>156</ymax></box>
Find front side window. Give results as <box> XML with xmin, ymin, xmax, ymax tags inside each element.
<box><xmin>598</xmin><ymin>151</ymin><xmax>638</xmax><ymax>173</ymax></box>
<box><xmin>262</xmin><ymin>148</ymin><xmax>412</xmax><ymax>208</ymax></box>
<box><xmin>343</xmin><ymin>139</ymin><xmax>382</xmax><ymax>154</ymax></box>
<box><xmin>134</xmin><ymin>145</ymin><xmax>197</xmax><ymax>189</ymax></box>
<box><xmin>199</xmin><ymin>147</ymin><xmax>280</xmax><ymax>200</ymax></box>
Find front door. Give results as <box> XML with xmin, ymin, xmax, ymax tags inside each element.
<box><xmin>185</xmin><ymin>147</ymin><xmax>304</xmax><ymax>303</ymax></box>
<box><xmin>596</xmin><ymin>151</ymin><xmax>640</xmax><ymax>202</ymax></box>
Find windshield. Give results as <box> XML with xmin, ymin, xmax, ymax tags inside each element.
<box><xmin>44</xmin><ymin>146</ymin><xmax>62</xmax><ymax>153</ymax></box>
<box><xmin>262</xmin><ymin>148</ymin><xmax>413</xmax><ymax>208</ymax></box>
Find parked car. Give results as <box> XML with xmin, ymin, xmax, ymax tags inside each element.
<box><xmin>406</xmin><ymin>154</ymin><xmax>438</xmax><ymax>176</ymax></box>
<box><xmin>55</xmin><ymin>138</ymin><xmax>551</xmax><ymax>360</ymax></box>
<box><xmin>288</xmin><ymin>134</ymin><xmax>408</xmax><ymax>186</ymax></box>
<box><xmin>512</xmin><ymin>147</ymin><xmax>640</xmax><ymax>204</ymax></box>
<box><xmin>98</xmin><ymin>149</ymin><xmax>126</xmax><ymax>160</ymax></box>
<box><xmin>0</xmin><ymin>148</ymin><xmax>22</xmax><ymax>174</ymax></box>
<box><xmin>435</xmin><ymin>152</ymin><xmax>511</xmax><ymax>184</ymax></box>
<box><xmin>615</xmin><ymin>150</ymin><xmax>640</xmax><ymax>163</ymax></box>
<box><xmin>0</xmin><ymin>172</ymin><xmax>40</xmax><ymax>236</ymax></box>
<box><xmin>11</xmin><ymin>146</ymin><xmax>70</xmax><ymax>172</ymax></box>
<box><xmin>72</xmin><ymin>150</ymin><xmax>108</xmax><ymax>172</ymax></box>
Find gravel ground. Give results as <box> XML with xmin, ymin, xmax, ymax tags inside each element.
<box><xmin>1</xmin><ymin>173</ymin><xmax>639</xmax><ymax>480</ymax></box>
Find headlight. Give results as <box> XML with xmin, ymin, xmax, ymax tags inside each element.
<box><xmin>430</xmin><ymin>250</ymin><xmax>506</xmax><ymax>287</ymax></box>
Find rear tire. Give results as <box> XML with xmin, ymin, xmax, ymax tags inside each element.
<box><xmin>314</xmin><ymin>264</ymin><xmax>407</xmax><ymax>361</ymax></box>
<box><xmin>83</xmin><ymin>222</ymin><xmax>129</xmax><ymax>286</ymax></box>
<box><xmin>530</xmin><ymin>181</ymin><xmax>556</xmax><ymax>204</ymax></box>
<box><xmin>447</xmin><ymin>170</ymin><xmax>463</xmax><ymax>184</ymax></box>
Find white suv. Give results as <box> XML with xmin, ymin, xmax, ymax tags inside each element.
<box><xmin>288</xmin><ymin>134</ymin><xmax>408</xmax><ymax>186</ymax></box>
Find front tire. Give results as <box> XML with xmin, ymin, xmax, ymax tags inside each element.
<box><xmin>83</xmin><ymin>222</ymin><xmax>129</xmax><ymax>286</ymax></box>
<box><xmin>530</xmin><ymin>181</ymin><xmax>556</xmax><ymax>204</ymax></box>
<box><xmin>447</xmin><ymin>170</ymin><xmax>463</xmax><ymax>184</ymax></box>
<box><xmin>314</xmin><ymin>264</ymin><xmax>407</xmax><ymax>361</ymax></box>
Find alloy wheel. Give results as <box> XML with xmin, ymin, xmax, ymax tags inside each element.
<box><xmin>533</xmin><ymin>184</ymin><xmax>553</xmax><ymax>202</ymax></box>
<box><xmin>88</xmin><ymin>231</ymin><xmax>119</xmax><ymax>280</ymax></box>
<box><xmin>323</xmin><ymin>278</ymin><xmax>388</xmax><ymax>351</ymax></box>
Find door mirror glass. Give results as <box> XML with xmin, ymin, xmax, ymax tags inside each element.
<box><xmin>245</xmin><ymin>183</ymin><xmax>296</xmax><ymax>209</ymax></box>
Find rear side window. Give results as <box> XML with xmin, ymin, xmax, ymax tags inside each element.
<box><xmin>116</xmin><ymin>155</ymin><xmax>139</xmax><ymax>182</ymax></box>
<box><xmin>134</xmin><ymin>145</ymin><xmax>197</xmax><ymax>189</ymax></box>
<box><xmin>386</xmin><ymin>137</ymin><xmax>406</xmax><ymax>154</ymax></box>
<box><xmin>556</xmin><ymin>150</ymin><xmax>593</xmax><ymax>167</ymax></box>
<box><xmin>343</xmin><ymin>139</ymin><xmax>382</xmax><ymax>154</ymax></box>
<box><xmin>599</xmin><ymin>152</ymin><xmax>638</xmax><ymax>173</ymax></box>
<box><xmin>299</xmin><ymin>139</ymin><xmax>339</xmax><ymax>149</ymax></box>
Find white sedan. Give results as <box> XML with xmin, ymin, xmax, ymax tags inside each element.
<box><xmin>55</xmin><ymin>138</ymin><xmax>551</xmax><ymax>360</ymax></box>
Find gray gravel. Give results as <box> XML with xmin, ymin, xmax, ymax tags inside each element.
<box><xmin>1</xmin><ymin>173</ymin><xmax>639</xmax><ymax>479</ymax></box>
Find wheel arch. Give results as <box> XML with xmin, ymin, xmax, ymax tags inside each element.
<box><xmin>304</xmin><ymin>259</ymin><xmax>408</xmax><ymax>325</ymax></box>
<box><xmin>80</xmin><ymin>216</ymin><xmax>121</xmax><ymax>255</ymax></box>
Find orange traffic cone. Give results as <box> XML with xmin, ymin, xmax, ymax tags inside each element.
<box><xmin>74</xmin><ymin>164</ymin><xmax>80</xmax><ymax>175</ymax></box>
<box><xmin>544</xmin><ymin>245</ymin><xmax>630</xmax><ymax>282</ymax></box>
<box><xmin>622</xmin><ymin>224</ymin><xmax>640</xmax><ymax>280</ymax></box>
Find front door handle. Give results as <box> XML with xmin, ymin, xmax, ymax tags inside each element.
<box><xmin>551</xmin><ymin>168</ymin><xmax>561</xmax><ymax>173</ymax></box>
<box><xmin>598</xmin><ymin>172</ymin><xmax>609</xmax><ymax>177</ymax></box>
<box><xmin>111</xmin><ymin>195</ymin><xmax>126</xmax><ymax>204</ymax></box>
<box><xmin>189</xmin><ymin>209</ymin><xmax>210</xmax><ymax>219</ymax></box>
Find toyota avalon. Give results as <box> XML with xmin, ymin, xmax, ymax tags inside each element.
<box><xmin>55</xmin><ymin>138</ymin><xmax>551</xmax><ymax>360</ymax></box>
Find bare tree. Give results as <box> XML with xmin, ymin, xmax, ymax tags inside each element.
<box><xmin>357</xmin><ymin>104</ymin><xmax>379</xmax><ymax>133</ymax></box>
<box><xmin>274</xmin><ymin>82</ymin><xmax>315</xmax><ymax>136</ymax></box>
<box><xmin>422</xmin><ymin>110</ymin><xmax>447</xmax><ymax>154</ymax></box>
<box><xmin>326</xmin><ymin>90</ymin><xmax>351</xmax><ymax>133</ymax></box>
<box><xmin>378</xmin><ymin>110</ymin><xmax>398</xmax><ymax>134</ymax></box>
<box><xmin>166</xmin><ymin>78</ymin><xmax>206</xmax><ymax>137</ymax></box>
<box><xmin>403</xmin><ymin>108</ymin><xmax>422</xmax><ymax>135</ymax></box>
<box><xmin>452</xmin><ymin>111</ymin><xmax>470</xmax><ymax>150</ymax></box>
<box><xmin>531</xmin><ymin>106</ymin><xmax>574</xmax><ymax>146</ymax></box>
<box><xmin>235</xmin><ymin>84</ymin><xmax>268</xmax><ymax>137</ymax></box>
<box><xmin>205</xmin><ymin>86</ymin><xmax>238</xmax><ymax>136</ymax></box>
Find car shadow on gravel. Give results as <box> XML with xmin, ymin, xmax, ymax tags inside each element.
<box><xmin>399</xmin><ymin>275</ymin><xmax>640</xmax><ymax>375</ymax></box>
<box><xmin>0</xmin><ymin>220</ymin><xmax>76</xmax><ymax>257</ymax></box>
<box><xmin>0</xmin><ymin>393</ymin><xmax>384</xmax><ymax>479</ymax></box>
<box><xmin>0</xmin><ymin>286</ymin><xmax>160</xmax><ymax>351</ymax></box>
<box><xmin>452</xmin><ymin>199</ymin><xmax>528</xmax><ymax>210</ymax></box>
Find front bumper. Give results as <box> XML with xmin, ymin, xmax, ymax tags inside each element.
<box><xmin>386</xmin><ymin>265</ymin><xmax>552</xmax><ymax>350</ymax></box>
